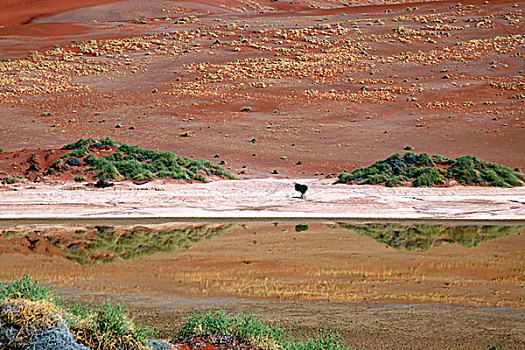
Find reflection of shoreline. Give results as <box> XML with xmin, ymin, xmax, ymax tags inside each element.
<box><xmin>2</xmin><ymin>218</ymin><xmax>525</xmax><ymax>227</ymax></box>
<box><xmin>0</xmin><ymin>224</ymin><xmax>235</xmax><ymax>265</ymax></box>
<box><xmin>339</xmin><ymin>223</ymin><xmax>524</xmax><ymax>251</ymax></box>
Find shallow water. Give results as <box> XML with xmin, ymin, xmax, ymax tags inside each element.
<box><xmin>0</xmin><ymin>221</ymin><xmax>524</xmax><ymax>308</ymax></box>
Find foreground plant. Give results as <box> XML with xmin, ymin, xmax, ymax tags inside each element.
<box><xmin>0</xmin><ymin>275</ymin><xmax>153</xmax><ymax>350</ymax></box>
<box><xmin>336</xmin><ymin>152</ymin><xmax>525</xmax><ymax>187</ymax></box>
<box><xmin>172</xmin><ymin>309</ymin><xmax>354</xmax><ymax>350</ymax></box>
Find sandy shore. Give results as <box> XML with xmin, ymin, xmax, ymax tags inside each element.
<box><xmin>0</xmin><ymin>179</ymin><xmax>524</xmax><ymax>221</ymax></box>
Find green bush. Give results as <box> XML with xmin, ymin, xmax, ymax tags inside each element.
<box><xmin>56</xmin><ymin>138</ymin><xmax>237</xmax><ymax>183</ymax></box>
<box><xmin>336</xmin><ymin>152</ymin><xmax>524</xmax><ymax>188</ymax></box>
<box><xmin>447</xmin><ymin>156</ymin><xmax>482</xmax><ymax>185</ymax></box>
<box><xmin>172</xmin><ymin>309</ymin><xmax>354</xmax><ymax>350</ymax></box>
<box><xmin>412</xmin><ymin>167</ymin><xmax>445</xmax><ymax>187</ymax></box>
<box><xmin>96</xmin><ymin>301</ymin><xmax>132</xmax><ymax>336</ymax></box>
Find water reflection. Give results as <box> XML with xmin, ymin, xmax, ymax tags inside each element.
<box><xmin>339</xmin><ymin>223</ymin><xmax>523</xmax><ymax>250</ymax></box>
<box><xmin>1</xmin><ymin>223</ymin><xmax>523</xmax><ymax>265</ymax></box>
<box><xmin>0</xmin><ymin>224</ymin><xmax>234</xmax><ymax>265</ymax></box>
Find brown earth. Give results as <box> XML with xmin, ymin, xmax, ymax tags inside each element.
<box><xmin>55</xmin><ymin>290</ymin><xmax>525</xmax><ymax>350</ymax></box>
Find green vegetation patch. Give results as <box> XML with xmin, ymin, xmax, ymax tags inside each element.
<box><xmin>0</xmin><ymin>274</ymin><xmax>57</xmax><ymax>303</ymax></box>
<box><xmin>339</xmin><ymin>224</ymin><xmax>523</xmax><ymax>251</ymax></box>
<box><xmin>54</xmin><ymin>138</ymin><xmax>237</xmax><ymax>182</ymax></box>
<box><xmin>1</xmin><ymin>277</ymin><xmax>355</xmax><ymax>350</ymax></box>
<box><xmin>336</xmin><ymin>152</ymin><xmax>525</xmax><ymax>187</ymax></box>
<box><xmin>0</xmin><ymin>275</ymin><xmax>152</xmax><ymax>350</ymax></box>
<box><xmin>173</xmin><ymin>308</ymin><xmax>353</xmax><ymax>350</ymax></box>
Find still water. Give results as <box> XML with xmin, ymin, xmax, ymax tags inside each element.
<box><xmin>0</xmin><ymin>221</ymin><xmax>523</xmax><ymax>307</ymax></box>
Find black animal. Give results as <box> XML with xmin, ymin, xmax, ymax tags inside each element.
<box><xmin>294</xmin><ymin>183</ymin><xmax>308</xmax><ymax>199</ymax></box>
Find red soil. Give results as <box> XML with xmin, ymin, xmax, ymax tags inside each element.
<box><xmin>172</xmin><ymin>335</ymin><xmax>259</xmax><ymax>350</ymax></box>
<box><xmin>0</xmin><ymin>0</ymin><xmax>523</xmax><ymax>180</ymax></box>
<box><xmin>0</xmin><ymin>0</ymin><xmax>122</xmax><ymax>26</ymax></box>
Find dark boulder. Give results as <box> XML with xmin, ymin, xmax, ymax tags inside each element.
<box><xmin>66</xmin><ymin>157</ymin><xmax>82</xmax><ymax>167</ymax></box>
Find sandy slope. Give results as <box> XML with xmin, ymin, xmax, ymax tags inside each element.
<box><xmin>0</xmin><ymin>179</ymin><xmax>524</xmax><ymax>220</ymax></box>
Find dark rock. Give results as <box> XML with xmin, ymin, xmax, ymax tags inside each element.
<box><xmin>67</xmin><ymin>243</ymin><xmax>84</xmax><ymax>252</ymax></box>
<box><xmin>66</xmin><ymin>157</ymin><xmax>82</xmax><ymax>167</ymax></box>
<box><xmin>94</xmin><ymin>179</ymin><xmax>114</xmax><ymax>188</ymax></box>
<box><xmin>25</xmin><ymin>163</ymin><xmax>41</xmax><ymax>174</ymax></box>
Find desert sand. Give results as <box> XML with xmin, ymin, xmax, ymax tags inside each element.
<box><xmin>1</xmin><ymin>0</ymin><xmax>524</xmax><ymax>349</ymax></box>
<box><xmin>0</xmin><ymin>178</ymin><xmax>524</xmax><ymax>220</ymax></box>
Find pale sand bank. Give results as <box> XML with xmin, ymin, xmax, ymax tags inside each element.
<box><xmin>0</xmin><ymin>179</ymin><xmax>524</xmax><ymax>221</ymax></box>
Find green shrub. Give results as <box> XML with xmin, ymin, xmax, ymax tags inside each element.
<box><xmin>412</xmin><ymin>167</ymin><xmax>445</xmax><ymax>187</ymax></box>
<box><xmin>93</xmin><ymin>163</ymin><xmax>121</xmax><ymax>180</ymax></box>
<box><xmin>447</xmin><ymin>156</ymin><xmax>482</xmax><ymax>185</ymax></box>
<box><xmin>0</xmin><ymin>275</ymin><xmax>57</xmax><ymax>303</ymax></box>
<box><xmin>363</xmin><ymin>173</ymin><xmax>389</xmax><ymax>185</ymax></box>
<box><xmin>173</xmin><ymin>309</ymin><xmax>354</xmax><ymax>350</ymax></box>
<box><xmin>96</xmin><ymin>301</ymin><xmax>131</xmax><ymax>336</ymax></box>
<box><xmin>337</xmin><ymin>152</ymin><xmax>524</xmax><ymax>187</ymax></box>
<box><xmin>385</xmin><ymin>175</ymin><xmax>406</xmax><ymax>187</ymax></box>
<box><xmin>0</xmin><ymin>147</ymin><xmax>3</xmax><ymax>152</ymax></box>
<box><xmin>1</xmin><ymin>175</ymin><xmax>19</xmax><ymax>184</ymax></box>
<box><xmin>432</xmin><ymin>154</ymin><xmax>454</xmax><ymax>165</ymax></box>
<box><xmin>415</xmin><ymin>152</ymin><xmax>434</xmax><ymax>167</ymax></box>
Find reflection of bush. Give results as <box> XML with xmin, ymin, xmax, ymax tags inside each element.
<box><xmin>339</xmin><ymin>224</ymin><xmax>523</xmax><ymax>250</ymax></box>
<box><xmin>62</xmin><ymin>224</ymin><xmax>235</xmax><ymax>265</ymax></box>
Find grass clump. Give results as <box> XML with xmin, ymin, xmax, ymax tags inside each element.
<box><xmin>172</xmin><ymin>309</ymin><xmax>354</xmax><ymax>350</ymax></box>
<box><xmin>70</xmin><ymin>300</ymin><xmax>153</xmax><ymax>350</ymax></box>
<box><xmin>0</xmin><ymin>274</ymin><xmax>57</xmax><ymax>303</ymax></box>
<box><xmin>55</xmin><ymin>138</ymin><xmax>237</xmax><ymax>182</ymax></box>
<box><xmin>1</xmin><ymin>275</ymin><xmax>154</xmax><ymax>350</ymax></box>
<box><xmin>336</xmin><ymin>152</ymin><xmax>525</xmax><ymax>187</ymax></box>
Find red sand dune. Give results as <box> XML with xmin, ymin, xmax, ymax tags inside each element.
<box><xmin>0</xmin><ymin>0</ymin><xmax>125</xmax><ymax>26</ymax></box>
